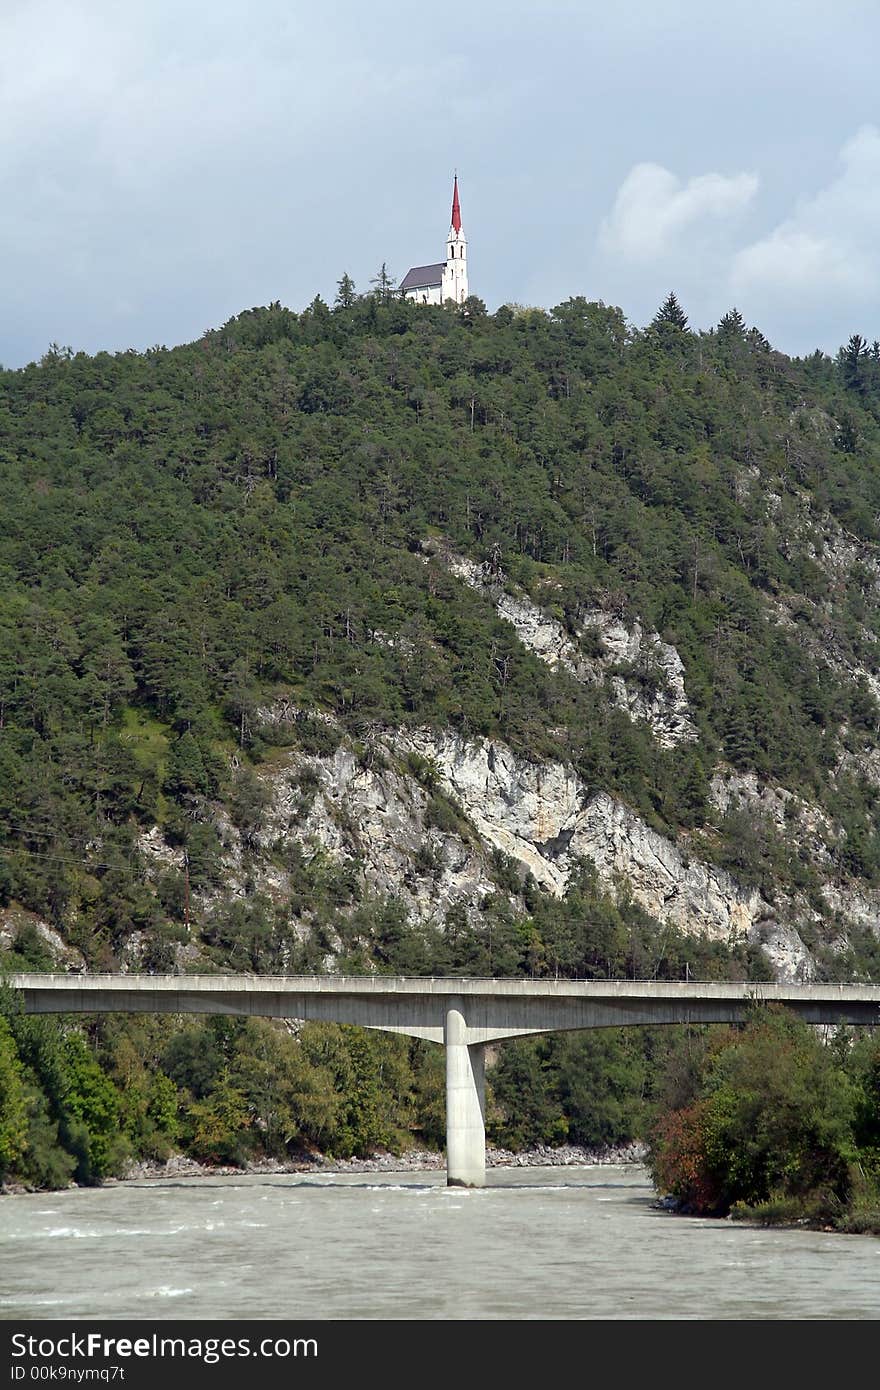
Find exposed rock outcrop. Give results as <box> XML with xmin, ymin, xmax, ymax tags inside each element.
<box><xmin>256</xmin><ymin>741</ymin><xmax>500</xmax><ymax>930</ymax></box>
<box><xmin>400</xmin><ymin>729</ymin><xmax>814</xmax><ymax>972</ymax></box>
<box><xmin>435</xmin><ymin>546</ymin><xmax>698</xmax><ymax>748</ymax></box>
<box><xmin>0</xmin><ymin>906</ymin><xmax>84</xmax><ymax>969</ymax></box>
<box><xmin>133</xmin><ymin>718</ymin><xmax>880</xmax><ymax>985</ymax></box>
<box><xmin>709</xmin><ymin>769</ymin><xmax>835</xmax><ymax>868</ymax></box>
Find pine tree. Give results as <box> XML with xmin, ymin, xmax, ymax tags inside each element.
<box><xmin>836</xmin><ymin>410</ymin><xmax>859</xmax><ymax>454</ymax></box>
<box><xmin>334</xmin><ymin>273</ymin><xmax>357</xmax><ymax>309</ymax></box>
<box><xmin>840</xmin><ymin>333</ymin><xmax>868</xmax><ymax>395</ymax></box>
<box><xmin>651</xmin><ymin>291</ymin><xmax>689</xmax><ymax>331</ymax></box>
<box><xmin>370</xmin><ymin>263</ymin><xmax>397</xmax><ymax>305</ymax></box>
<box><xmin>717</xmin><ymin>307</ymin><xmax>746</xmax><ymax>339</ymax></box>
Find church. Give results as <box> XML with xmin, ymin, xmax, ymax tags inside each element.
<box><xmin>400</xmin><ymin>176</ymin><xmax>469</xmax><ymax>305</ymax></box>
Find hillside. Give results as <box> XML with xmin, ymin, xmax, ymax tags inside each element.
<box><xmin>3</xmin><ymin>286</ymin><xmax>880</xmax><ymax>1184</ymax></box>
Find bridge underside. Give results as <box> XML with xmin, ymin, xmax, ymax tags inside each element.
<box><xmin>11</xmin><ymin>975</ymin><xmax>880</xmax><ymax>1186</ymax></box>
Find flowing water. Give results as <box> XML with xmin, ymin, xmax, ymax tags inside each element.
<box><xmin>2</xmin><ymin>1166</ymin><xmax>878</xmax><ymax>1320</ymax></box>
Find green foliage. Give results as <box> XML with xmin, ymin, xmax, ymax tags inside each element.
<box><xmin>423</xmin><ymin>790</ymin><xmax>471</xmax><ymax>839</ymax></box>
<box><xmin>5</xmin><ymin>921</ymin><xmax>55</xmax><ymax>971</ymax></box>
<box><xmin>59</xmin><ymin>1030</ymin><xmax>129</xmax><ymax>1183</ymax></box>
<box><xmin>488</xmin><ymin>1028</ymin><xmax>649</xmax><ymax>1150</ymax></box>
<box><xmin>488</xmin><ymin>1036</ymin><xmax>569</xmax><ymax>1148</ymax></box>
<box><xmin>0</xmin><ymin>1014</ymin><xmax>28</xmax><ymax>1178</ymax></box>
<box><xmin>647</xmin><ymin>1006</ymin><xmax>878</xmax><ymax>1229</ymax></box>
<box><xmin>17</xmin><ymin>1083</ymin><xmax>76</xmax><ymax>1190</ymax></box>
<box><xmin>651</xmin><ymin>290</ymin><xmax>689</xmax><ymax>331</ymax></box>
<box><xmin>0</xmin><ymin>988</ymin><xmax>129</xmax><ymax>1187</ymax></box>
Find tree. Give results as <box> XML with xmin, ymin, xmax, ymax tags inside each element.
<box><xmin>651</xmin><ymin>291</ymin><xmax>689</xmax><ymax>331</ymax></box>
<box><xmin>0</xmin><ymin>1016</ymin><xmax>28</xmax><ymax>1179</ymax></box>
<box><xmin>460</xmin><ymin>295</ymin><xmax>488</xmax><ymax>320</ymax></box>
<box><xmin>746</xmin><ymin>325</ymin><xmax>770</xmax><ymax>353</ymax></box>
<box><xmin>488</xmin><ymin>1036</ymin><xmax>567</xmax><ymax>1148</ymax></box>
<box><xmin>648</xmin><ymin>1007</ymin><xmax>858</xmax><ymax>1219</ymax></box>
<box><xmin>556</xmin><ymin>1030</ymin><xmax>648</xmax><ymax>1146</ymax></box>
<box><xmin>836</xmin><ymin>410</ymin><xmax>859</xmax><ymax>454</ymax></box>
<box><xmin>60</xmin><ymin>1030</ymin><xmax>129</xmax><ymax>1183</ymax></box>
<box><xmin>370</xmin><ymin>263</ymin><xmax>396</xmax><ymax>304</ymax></box>
<box><xmin>165</xmin><ymin>731</ymin><xmax>212</xmax><ymax>798</ymax></box>
<box><xmin>840</xmin><ymin>333</ymin><xmax>868</xmax><ymax>395</ymax></box>
<box><xmin>334</xmin><ymin>273</ymin><xmax>357</xmax><ymax>309</ymax></box>
<box><xmin>717</xmin><ymin>307</ymin><xmax>746</xmax><ymax>341</ymax></box>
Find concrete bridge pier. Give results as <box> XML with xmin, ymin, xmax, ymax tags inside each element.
<box><xmin>444</xmin><ymin>1001</ymin><xmax>486</xmax><ymax>1187</ymax></box>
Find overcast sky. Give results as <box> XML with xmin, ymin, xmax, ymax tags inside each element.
<box><xmin>2</xmin><ymin>0</ymin><xmax>879</xmax><ymax>367</ymax></box>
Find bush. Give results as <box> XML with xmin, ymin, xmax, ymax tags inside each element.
<box><xmin>648</xmin><ymin>1007</ymin><xmax>859</xmax><ymax>1220</ymax></box>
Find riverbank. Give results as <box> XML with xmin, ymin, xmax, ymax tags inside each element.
<box><xmin>1</xmin><ymin>1142</ymin><xmax>648</xmax><ymax>1194</ymax></box>
<box><xmin>118</xmin><ymin>1140</ymin><xmax>648</xmax><ymax>1183</ymax></box>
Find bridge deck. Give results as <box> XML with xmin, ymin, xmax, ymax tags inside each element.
<box><xmin>9</xmin><ymin>973</ymin><xmax>880</xmax><ymax>1044</ymax></box>
<box><xmin>11</xmin><ymin>972</ymin><xmax>880</xmax><ymax>996</ymax></box>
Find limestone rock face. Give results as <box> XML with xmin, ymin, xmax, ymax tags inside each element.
<box><xmin>133</xmin><ymin>713</ymin><xmax>880</xmax><ymax>985</ymax></box>
<box><xmin>441</xmin><ymin>549</ymin><xmax>697</xmax><ymax>748</ymax></box>
<box><xmin>137</xmin><ymin>824</ymin><xmax>185</xmax><ymax>873</ymax></box>
<box><xmin>589</xmin><ymin>615</ymin><xmax>697</xmax><ymax>750</ymax></box>
<box><xmin>253</xmin><ymin>742</ymin><xmax>500</xmax><ymax>930</ymax></box>
<box><xmin>836</xmin><ymin>746</ymin><xmax>880</xmax><ymax>792</ymax></box>
<box><xmin>709</xmin><ymin>769</ymin><xmax>835</xmax><ymax>868</ymax></box>
<box><xmin>400</xmin><ymin>728</ymin><xmax>778</xmax><ymax>953</ymax></box>
<box><xmin>0</xmin><ymin>906</ymin><xmax>84</xmax><ymax>969</ymax></box>
<box><xmin>821</xmin><ymin>882</ymin><xmax>880</xmax><ymax>935</ymax></box>
<box><xmin>748</xmin><ymin>920</ymin><xmax>817</xmax><ymax>984</ymax></box>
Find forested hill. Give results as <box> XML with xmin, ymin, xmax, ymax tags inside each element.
<box><xmin>3</xmin><ymin>286</ymin><xmax>880</xmax><ymax>992</ymax></box>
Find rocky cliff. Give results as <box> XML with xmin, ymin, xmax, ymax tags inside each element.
<box><xmin>434</xmin><ymin>543</ymin><xmax>698</xmax><ymax>748</ymax></box>
<box><xmin>103</xmin><ymin>710</ymin><xmax>868</xmax><ymax>984</ymax></box>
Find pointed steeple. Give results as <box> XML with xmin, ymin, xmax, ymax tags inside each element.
<box><xmin>451</xmin><ymin>174</ymin><xmax>462</xmax><ymax>234</ymax></box>
<box><xmin>401</xmin><ymin>174</ymin><xmax>469</xmax><ymax>306</ymax></box>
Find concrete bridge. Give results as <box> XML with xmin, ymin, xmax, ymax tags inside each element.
<box><xmin>10</xmin><ymin>973</ymin><xmax>880</xmax><ymax>1187</ymax></box>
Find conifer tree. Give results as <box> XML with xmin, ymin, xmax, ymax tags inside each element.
<box><xmin>717</xmin><ymin>307</ymin><xmax>746</xmax><ymax>339</ymax></box>
<box><xmin>840</xmin><ymin>333</ymin><xmax>868</xmax><ymax>395</ymax></box>
<box><xmin>334</xmin><ymin>273</ymin><xmax>357</xmax><ymax>309</ymax></box>
<box><xmin>370</xmin><ymin>263</ymin><xmax>397</xmax><ymax>305</ymax></box>
<box><xmin>651</xmin><ymin>291</ymin><xmax>689</xmax><ymax>331</ymax></box>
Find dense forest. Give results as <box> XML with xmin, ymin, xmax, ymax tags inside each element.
<box><xmin>1</xmin><ymin>282</ymin><xmax>880</xmax><ymax>1224</ymax></box>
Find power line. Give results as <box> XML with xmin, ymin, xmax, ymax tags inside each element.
<box><xmin>0</xmin><ymin>845</ymin><xmax>141</xmax><ymax>871</ymax></box>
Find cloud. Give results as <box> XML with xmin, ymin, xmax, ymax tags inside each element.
<box><xmin>2</xmin><ymin>2</ymin><xmax>880</xmax><ymax>364</ymax></box>
<box><xmin>731</xmin><ymin>125</ymin><xmax>880</xmax><ymax>300</ymax></box>
<box><xmin>731</xmin><ymin>229</ymin><xmax>859</xmax><ymax>295</ymax></box>
<box><xmin>0</xmin><ymin>1</ymin><xmax>480</xmax><ymax>365</ymax></box>
<box><xmin>599</xmin><ymin>163</ymin><xmax>758</xmax><ymax>262</ymax></box>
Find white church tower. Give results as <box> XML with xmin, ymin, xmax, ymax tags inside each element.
<box><xmin>441</xmin><ymin>175</ymin><xmax>468</xmax><ymax>303</ymax></box>
<box><xmin>401</xmin><ymin>176</ymin><xmax>469</xmax><ymax>306</ymax></box>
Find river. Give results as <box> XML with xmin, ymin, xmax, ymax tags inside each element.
<box><xmin>2</xmin><ymin>1165</ymin><xmax>878</xmax><ymax>1320</ymax></box>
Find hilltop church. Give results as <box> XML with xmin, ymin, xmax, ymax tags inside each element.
<box><xmin>400</xmin><ymin>176</ymin><xmax>469</xmax><ymax>305</ymax></box>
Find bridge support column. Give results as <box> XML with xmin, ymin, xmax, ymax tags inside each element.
<box><xmin>444</xmin><ymin>1002</ymin><xmax>485</xmax><ymax>1187</ymax></box>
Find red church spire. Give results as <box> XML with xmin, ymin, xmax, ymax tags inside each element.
<box><xmin>451</xmin><ymin>174</ymin><xmax>461</xmax><ymax>233</ymax></box>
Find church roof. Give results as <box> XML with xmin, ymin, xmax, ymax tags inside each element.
<box><xmin>400</xmin><ymin>262</ymin><xmax>445</xmax><ymax>291</ymax></box>
<box><xmin>451</xmin><ymin>175</ymin><xmax>461</xmax><ymax>233</ymax></box>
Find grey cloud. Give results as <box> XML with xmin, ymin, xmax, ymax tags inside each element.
<box><xmin>2</xmin><ymin>1</ymin><xmax>880</xmax><ymax>365</ymax></box>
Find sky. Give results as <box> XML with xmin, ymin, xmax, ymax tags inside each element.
<box><xmin>2</xmin><ymin>0</ymin><xmax>879</xmax><ymax>368</ymax></box>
